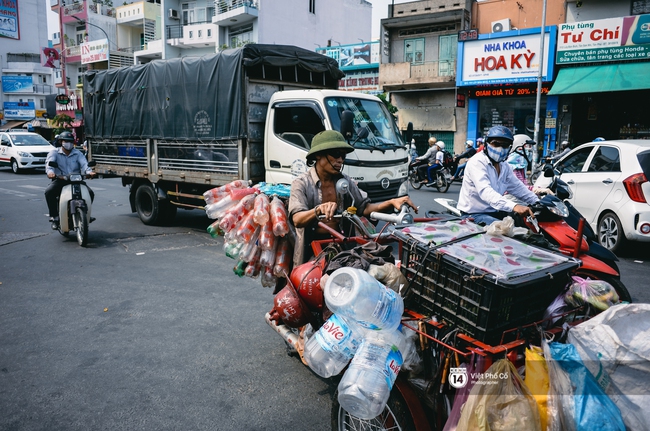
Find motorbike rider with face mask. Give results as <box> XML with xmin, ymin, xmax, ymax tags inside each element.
<box><xmin>457</xmin><ymin>126</ymin><xmax>538</xmax><ymax>226</ymax></box>
<box><xmin>44</xmin><ymin>131</ymin><xmax>95</xmax><ymax>227</ymax></box>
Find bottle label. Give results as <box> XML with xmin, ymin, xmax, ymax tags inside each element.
<box><xmin>315</xmin><ymin>314</ymin><xmax>357</xmax><ymax>358</ymax></box>
<box><xmin>384</xmin><ymin>345</ymin><xmax>403</xmax><ymax>389</ymax></box>
<box><xmin>358</xmin><ymin>288</ymin><xmax>397</xmax><ymax>330</ymax></box>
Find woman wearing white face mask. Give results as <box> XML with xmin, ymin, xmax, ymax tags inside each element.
<box><xmin>457</xmin><ymin>126</ymin><xmax>538</xmax><ymax>226</ymax></box>
<box><xmin>44</xmin><ymin>131</ymin><xmax>95</xmax><ymax>226</ymax></box>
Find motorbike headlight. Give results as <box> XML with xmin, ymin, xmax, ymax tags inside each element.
<box><xmin>547</xmin><ymin>199</ymin><xmax>570</xmax><ymax>218</ymax></box>
<box><xmin>17</xmin><ymin>151</ymin><xmax>32</xmax><ymax>158</ymax></box>
<box><xmin>70</xmin><ymin>174</ymin><xmax>83</xmax><ymax>182</ymax></box>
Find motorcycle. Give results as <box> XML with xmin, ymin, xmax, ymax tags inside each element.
<box><xmin>48</xmin><ymin>161</ymin><xmax>96</xmax><ymax>247</ymax></box>
<box><xmin>408</xmin><ymin>159</ymin><xmax>452</xmax><ymax>193</ymax></box>
<box><xmin>433</xmin><ymin>171</ymin><xmax>631</xmax><ymax>302</ymax></box>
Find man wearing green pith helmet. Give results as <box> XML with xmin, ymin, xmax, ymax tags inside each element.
<box><xmin>288</xmin><ymin>130</ymin><xmax>417</xmax><ymax>268</ymax></box>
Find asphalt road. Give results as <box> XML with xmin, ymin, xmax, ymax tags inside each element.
<box><xmin>0</xmin><ymin>169</ymin><xmax>648</xmax><ymax>431</ymax></box>
<box><xmin>0</xmin><ymin>170</ymin><xmax>334</xmax><ymax>431</ymax></box>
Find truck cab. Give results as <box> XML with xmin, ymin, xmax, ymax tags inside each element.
<box><xmin>264</xmin><ymin>90</ymin><xmax>409</xmax><ymax>201</ymax></box>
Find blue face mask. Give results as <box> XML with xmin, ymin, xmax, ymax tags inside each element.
<box><xmin>486</xmin><ymin>145</ymin><xmax>510</xmax><ymax>163</ymax></box>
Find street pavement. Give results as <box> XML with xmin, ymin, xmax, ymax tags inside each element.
<box><xmin>0</xmin><ymin>169</ymin><xmax>648</xmax><ymax>430</ymax></box>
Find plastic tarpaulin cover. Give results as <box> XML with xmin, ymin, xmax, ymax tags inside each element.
<box><xmin>84</xmin><ymin>44</ymin><xmax>343</xmax><ymax>140</ymax></box>
<box><xmin>398</xmin><ymin>219</ymin><xmax>484</xmax><ymax>245</ymax></box>
<box><xmin>437</xmin><ymin>233</ymin><xmax>571</xmax><ymax>280</ymax></box>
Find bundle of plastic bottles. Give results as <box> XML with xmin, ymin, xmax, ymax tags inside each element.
<box><xmin>203</xmin><ymin>180</ymin><xmax>292</xmax><ymax>287</ymax></box>
<box><xmin>303</xmin><ymin>267</ymin><xmax>410</xmax><ymax>420</ymax></box>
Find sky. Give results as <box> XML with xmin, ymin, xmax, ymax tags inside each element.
<box><xmin>370</xmin><ymin>0</ymin><xmax>411</xmax><ymax>40</ymax></box>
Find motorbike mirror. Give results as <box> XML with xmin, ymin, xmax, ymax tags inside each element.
<box><xmin>48</xmin><ymin>161</ymin><xmax>59</xmax><ymax>168</ymax></box>
<box><xmin>356</xmin><ymin>127</ymin><xmax>369</xmax><ymax>139</ymax></box>
<box><xmin>88</xmin><ymin>160</ymin><xmax>96</xmax><ymax>167</ymax></box>
<box><xmin>340</xmin><ymin>110</ymin><xmax>355</xmax><ymax>140</ymax></box>
<box><xmin>543</xmin><ymin>165</ymin><xmax>555</xmax><ymax>177</ymax></box>
<box><xmin>335</xmin><ymin>178</ymin><xmax>350</xmax><ymax>196</ymax></box>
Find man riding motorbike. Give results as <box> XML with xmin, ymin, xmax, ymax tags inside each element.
<box><xmin>457</xmin><ymin>126</ymin><xmax>538</xmax><ymax>226</ymax></box>
<box><xmin>414</xmin><ymin>137</ymin><xmax>440</xmax><ymax>184</ymax></box>
<box><xmin>450</xmin><ymin>139</ymin><xmax>476</xmax><ymax>182</ymax></box>
<box><xmin>44</xmin><ymin>131</ymin><xmax>95</xmax><ymax>227</ymax></box>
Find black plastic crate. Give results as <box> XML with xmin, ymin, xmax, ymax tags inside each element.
<box><xmin>395</xmin><ymin>230</ymin><xmax>579</xmax><ymax>345</ymax></box>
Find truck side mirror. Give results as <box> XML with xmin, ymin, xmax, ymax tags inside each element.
<box><xmin>405</xmin><ymin>122</ymin><xmax>413</xmax><ymax>144</ymax></box>
<box><xmin>340</xmin><ymin>110</ymin><xmax>355</xmax><ymax>140</ymax></box>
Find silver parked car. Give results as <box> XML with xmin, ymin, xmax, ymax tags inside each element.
<box><xmin>535</xmin><ymin>139</ymin><xmax>650</xmax><ymax>254</ymax></box>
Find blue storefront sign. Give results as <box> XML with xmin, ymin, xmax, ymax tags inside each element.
<box><xmin>2</xmin><ymin>76</ymin><xmax>33</xmax><ymax>93</ymax></box>
<box><xmin>3</xmin><ymin>101</ymin><xmax>35</xmax><ymax>119</ymax></box>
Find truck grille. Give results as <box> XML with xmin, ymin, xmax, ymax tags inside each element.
<box><xmin>359</xmin><ymin>178</ymin><xmax>406</xmax><ymax>202</ymax></box>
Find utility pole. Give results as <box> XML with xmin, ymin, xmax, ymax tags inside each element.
<box><xmin>533</xmin><ymin>0</ymin><xmax>547</xmax><ymax>167</ymax></box>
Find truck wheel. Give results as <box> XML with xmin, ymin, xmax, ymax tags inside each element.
<box><xmin>331</xmin><ymin>389</ymin><xmax>415</xmax><ymax>431</ymax></box>
<box><xmin>135</xmin><ymin>184</ymin><xmax>162</xmax><ymax>225</ymax></box>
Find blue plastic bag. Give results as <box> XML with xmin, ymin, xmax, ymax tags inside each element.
<box><xmin>547</xmin><ymin>342</ymin><xmax>625</xmax><ymax>431</ymax></box>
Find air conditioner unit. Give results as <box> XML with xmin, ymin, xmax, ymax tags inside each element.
<box><xmin>168</xmin><ymin>9</ymin><xmax>179</xmax><ymax>20</ymax></box>
<box><xmin>491</xmin><ymin>18</ymin><xmax>511</xmax><ymax>33</ymax></box>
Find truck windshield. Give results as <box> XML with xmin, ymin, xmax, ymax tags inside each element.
<box><xmin>324</xmin><ymin>97</ymin><xmax>404</xmax><ymax>149</ymax></box>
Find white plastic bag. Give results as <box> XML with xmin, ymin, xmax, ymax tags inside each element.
<box><xmin>485</xmin><ymin>216</ymin><xmax>528</xmax><ymax>237</ymax></box>
<box><xmin>567</xmin><ymin>304</ymin><xmax>650</xmax><ymax>431</ymax></box>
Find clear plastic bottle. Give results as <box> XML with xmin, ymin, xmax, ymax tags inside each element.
<box><xmin>324</xmin><ymin>268</ymin><xmax>404</xmax><ymax>331</ymax></box>
<box><xmin>304</xmin><ymin>314</ymin><xmax>364</xmax><ymax>378</ymax></box>
<box><xmin>337</xmin><ymin>328</ymin><xmax>406</xmax><ymax>420</ymax></box>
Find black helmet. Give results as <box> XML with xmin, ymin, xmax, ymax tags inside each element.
<box><xmin>486</xmin><ymin>126</ymin><xmax>514</xmax><ymax>143</ymax></box>
<box><xmin>59</xmin><ymin>131</ymin><xmax>75</xmax><ymax>141</ymax></box>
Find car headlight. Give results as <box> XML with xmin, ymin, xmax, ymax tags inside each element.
<box><xmin>70</xmin><ymin>174</ymin><xmax>83</xmax><ymax>181</ymax></box>
<box><xmin>17</xmin><ymin>151</ymin><xmax>32</xmax><ymax>157</ymax></box>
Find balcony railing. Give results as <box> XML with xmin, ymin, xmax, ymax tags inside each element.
<box><xmin>216</xmin><ymin>0</ymin><xmax>258</xmax><ymax>15</ymax></box>
<box><xmin>379</xmin><ymin>60</ymin><xmax>457</xmax><ymax>90</ymax></box>
<box><xmin>165</xmin><ymin>20</ymin><xmax>213</xmax><ymax>39</ymax></box>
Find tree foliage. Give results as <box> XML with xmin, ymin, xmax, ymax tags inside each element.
<box><xmin>52</xmin><ymin>114</ymin><xmax>74</xmax><ymax>135</ymax></box>
<box><xmin>378</xmin><ymin>93</ymin><xmax>398</xmax><ymax>115</ymax></box>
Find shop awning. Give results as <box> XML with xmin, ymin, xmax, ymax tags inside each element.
<box><xmin>0</xmin><ymin>120</ymin><xmax>28</xmax><ymax>131</ymax></box>
<box><xmin>549</xmin><ymin>63</ymin><xmax>650</xmax><ymax>95</ymax></box>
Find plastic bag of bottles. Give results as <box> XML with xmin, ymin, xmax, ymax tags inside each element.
<box><xmin>203</xmin><ymin>179</ymin><xmax>249</xmax><ymax>205</ymax></box>
<box><xmin>270</xmin><ymin>196</ymin><xmax>290</xmax><ymax>237</ymax></box>
<box><xmin>261</xmin><ymin>266</ymin><xmax>278</xmax><ymax>288</ymax></box>
<box><xmin>273</xmin><ymin>237</ymin><xmax>291</xmax><ymax>278</ymax></box>
<box><xmin>219</xmin><ymin>193</ymin><xmax>256</xmax><ymax>232</ymax></box>
<box><xmin>252</xmin><ymin>193</ymin><xmax>271</xmax><ymax>225</ymax></box>
<box><xmin>258</xmin><ymin>219</ymin><xmax>276</xmax><ymax>251</ymax></box>
<box><xmin>244</xmin><ymin>248</ymin><xmax>262</xmax><ymax>278</ymax></box>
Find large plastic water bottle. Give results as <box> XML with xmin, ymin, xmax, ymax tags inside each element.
<box><xmin>324</xmin><ymin>268</ymin><xmax>404</xmax><ymax>331</ymax></box>
<box><xmin>303</xmin><ymin>314</ymin><xmax>364</xmax><ymax>378</ymax></box>
<box><xmin>337</xmin><ymin>328</ymin><xmax>406</xmax><ymax>420</ymax></box>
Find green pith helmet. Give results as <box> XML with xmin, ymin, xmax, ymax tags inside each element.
<box><xmin>306</xmin><ymin>130</ymin><xmax>355</xmax><ymax>160</ymax></box>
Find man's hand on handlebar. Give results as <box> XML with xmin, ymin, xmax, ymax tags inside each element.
<box><xmin>513</xmin><ymin>204</ymin><xmax>534</xmax><ymax>219</ymax></box>
<box><xmin>316</xmin><ymin>201</ymin><xmax>338</xmax><ymax>221</ymax></box>
<box><xmin>389</xmin><ymin>196</ymin><xmax>418</xmax><ymax>214</ymax></box>
<box><xmin>47</xmin><ymin>171</ymin><xmax>56</xmax><ymax>179</ymax></box>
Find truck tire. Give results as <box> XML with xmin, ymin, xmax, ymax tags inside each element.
<box><xmin>135</xmin><ymin>184</ymin><xmax>163</xmax><ymax>225</ymax></box>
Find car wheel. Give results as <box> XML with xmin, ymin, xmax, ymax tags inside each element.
<box><xmin>11</xmin><ymin>159</ymin><xmax>21</xmax><ymax>174</ymax></box>
<box><xmin>597</xmin><ymin>211</ymin><xmax>626</xmax><ymax>255</ymax></box>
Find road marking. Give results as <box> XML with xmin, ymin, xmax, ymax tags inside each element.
<box><xmin>20</xmin><ymin>185</ymin><xmax>46</xmax><ymax>191</ymax></box>
<box><xmin>0</xmin><ymin>187</ymin><xmax>35</xmax><ymax>197</ymax></box>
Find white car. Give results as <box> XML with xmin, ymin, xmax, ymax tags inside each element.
<box><xmin>534</xmin><ymin>139</ymin><xmax>650</xmax><ymax>254</ymax></box>
<box><xmin>0</xmin><ymin>130</ymin><xmax>55</xmax><ymax>174</ymax></box>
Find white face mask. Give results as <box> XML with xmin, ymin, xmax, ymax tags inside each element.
<box><xmin>62</xmin><ymin>142</ymin><xmax>74</xmax><ymax>151</ymax></box>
